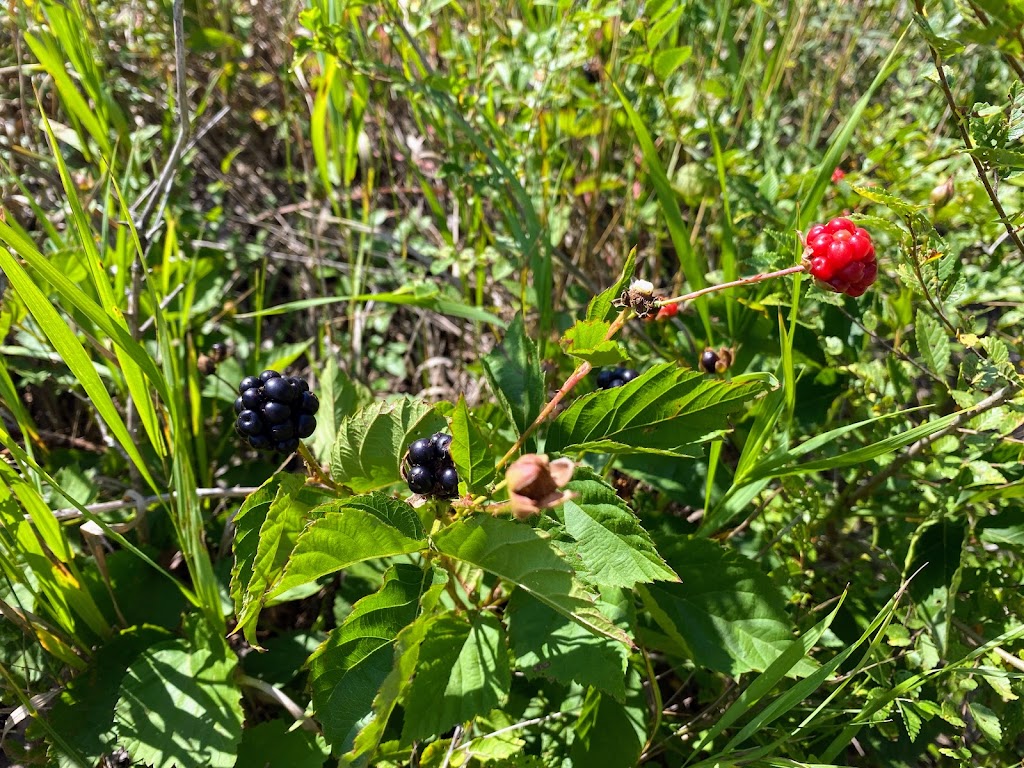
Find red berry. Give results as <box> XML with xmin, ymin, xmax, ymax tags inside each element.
<box><xmin>831</xmin><ymin>168</ymin><xmax>845</xmax><ymax>183</ymax></box>
<box><xmin>655</xmin><ymin>302</ymin><xmax>679</xmax><ymax>320</ymax></box>
<box><xmin>804</xmin><ymin>217</ymin><xmax>877</xmax><ymax>297</ymax></box>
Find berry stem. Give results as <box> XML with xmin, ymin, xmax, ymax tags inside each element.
<box><xmin>497</xmin><ymin>309</ymin><xmax>629</xmax><ymax>469</ymax></box>
<box><xmin>297</xmin><ymin>441</ymin><xmax>337</xmax><ymax>489</ymax></box>
<box><xmin>656</xmin><ymin>264</ymin><xmax>806</xmax><ymax>308</ymax></box>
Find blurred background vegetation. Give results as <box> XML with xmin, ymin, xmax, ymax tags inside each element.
<box><xmin>3</xmin><ymin>0</ymin><xmax>1024</xmax><ymax>765</ymax></box>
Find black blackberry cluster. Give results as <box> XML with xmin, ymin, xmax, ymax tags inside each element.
<box><xmin>402</xmin><ymin>433</ymin><xmax>459</xmax><ymax>498</ymax></box>
<box><xmin>233</xmin><ymin>370</ymin><xmax>319</xmax><ymax>453</ymax></box>
<box><xmin>596</xmin><ymin>367</ymin><xmax>639</xmax><ymax>390</ymax></box>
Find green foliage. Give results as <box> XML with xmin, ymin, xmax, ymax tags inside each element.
<box><xmin>6</xmin><ymin>0</ymin><xmax>1024</xmax><ymax>766</ymax></box>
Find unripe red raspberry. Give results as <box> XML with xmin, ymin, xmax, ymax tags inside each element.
<box><xmin>804</xmin><ymin>217</ymin><xmax>877</xmax><ymax>298</ymax></box>
<box><xmin>655</xmin><ymin>301</ymin><xmax>679</xmax><ymax>320</ymax></box>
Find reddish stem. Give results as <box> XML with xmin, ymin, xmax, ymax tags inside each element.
<box><xmin>497</xmin><ymin>310</ymin><xmax>629</xmax><ymax>469</ymax></box>
<box><xmin>495</xmin><ymin>263</ymin><xmax>805</xmax><ymax>470</ymax></box>
<box><xmin>657</xmin><ymin>264</ymin><xmax>806</xmax><ymax>307</ymax></box>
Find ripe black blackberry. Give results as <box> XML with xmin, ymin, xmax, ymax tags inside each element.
<box><xmin>234</xmin><ymin>370</ymin><xmax>319</xmax><ymax>453</ymax></box>
<box><xmin>402</xmin><ymin>432</ymin><xmax>459</xmax><ymax>498</ymax></box>
<box><xmin>596</xmin><ymin>367</ymin><xmax>639</xmax><ymax>390</ymax></box>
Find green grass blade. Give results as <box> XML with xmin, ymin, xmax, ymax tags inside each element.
<box><xmin>0</xmin><ymin>247</ymin><xmax>157</xmax><ymax>491</ymax></box>
<box><xmin>791</xmin><ymin>25</ymin><xmax>909</xmax><ymax>230</ymax></box>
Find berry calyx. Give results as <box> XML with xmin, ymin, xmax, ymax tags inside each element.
<box><xmin>804</xmin><ymin>217</ymin><xmax>877</xmax><ymax>297</ymax></box>
<box><xmin>403</xmin><ymin>432</ymin><xmax>459</xmax><ymax>498</ymax></box>
<box><xmin>233</xmin><ymin>370</ymin><xmax>319</xmax><ymax>453</ymax></box>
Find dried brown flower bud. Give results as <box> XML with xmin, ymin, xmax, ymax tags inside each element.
<box><xmin>506</xmin><ymin>454</ymin><xmax>575</xmax><ymax>520</ymax></box>
<box><xmin>930</xmin><ymin>176</ymin><xmax>955</xmax><ymax>211</ymax></box>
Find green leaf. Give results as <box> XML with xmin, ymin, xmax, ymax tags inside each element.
<box><xmin>481</xmin><ymin>314</ymin><xmax>545</xmax><ymax>445</ymax></box>
<box><xmin>639</xmin><ymin>537</ymin><xmax>797</xmax><ymax>675</ymax></box>
<box><xmin>230</xmin><ymin>475</ymin><xmax>286</xmax><ymax>615</ymax></box>
<box><xmin>347</xmin><ymin>611</ymin><xmax>442</xmax><ymax>760</ymax></box>
<box><xmin>507</xmin><ymin>589</ymin><xmax>628</xmax><ymax>700</ymax></box>
<box><xmin>546</xmin><ymin>365</ymin><xmax>771</xmax><ymax>456</ymax></box>
<box><xmin>309</xmin><ymin>358</ymin><xmax>372</xmax><ymax>462</ymax></box>
<box><xmin>587</xmin><ymin>246</ymin><xmax>637</xmax><ymax>322</ymax></box>
<box><xmin>330</xmin><ymin>396</ymin><xmax>447</xmax><ymax>491</ymax></box>
<box><xmin>653</xmin><ymin>46</ymin><xmax>692</xmax><ymax>79</ymax></box>
<box><xmin>402</xmin><ymin>612</ymin><xmax>511</xmax><ymax>742</ymax></box>
<box><xmin>310</xmin><ymin>563</ymin><xmax>435</xmax><ymax>751</ymax></box>
<box><xmin>561</xmin><ymin>467</ymin><xmax>676</xmax><ymax>588</ymax></box>
<box><xmin>267</xmin><ymin>496</ymin><xmax>427</xmax><ymax>601</ymax></box>
<box><xmin>234</xmin><ymin>720</ymin><xmax>328</xmax><ymax>768</ymax></box>
<box><xmin>433</xmin><ymin>516</ymin><xmax>631</xmax><ymax>645</ymax></box>
<box><xmin>969</xmin><ymin>702</ymin><xmax>1002</xmax><ymax>746</ymax></box>
<box><xmin>238</xmin><ymin>283</ymin><xmax>502</xmax><ymax>325</ymax></box>
<box><xmin>450</xmin><ymin>397</ymin><xmax>497</xmax><ymax>493</ymax></box>
<box><xmin>47</xmin><ymin>627</ymin><xmax>172</xmax><ymax>768</ymax></box>
<box><xmin>114</xmin><ymin>620</ymin><xmax>243</xmax><ymax>768</ymax></box>
<box><xmin>916</xmin><ymin>310</ymin><xmax>950</xmax><ymax>375</ymax></box>
<box><xmin>568</xmin><ymin>670</ymin><xmax>648</xmax><ymax>768</ymax></box>
<box><xmin>978</xmin><ymin>510</ymin><xmax>1024</xmax><ymax>548</ymax></box>
<box><xmin>234</xmin><ymin>473</ymin><xmax>311</xmax><ymax>647</ymax></box>
<box><xmin>966</xmin><ymin>146</ymin><xmax>1024</xmax><ymax>170</ymax></box>
<box><xmin>560</xmin><ymin>319</ymin><xmax>628</xmax><ymax>367</ymax></box>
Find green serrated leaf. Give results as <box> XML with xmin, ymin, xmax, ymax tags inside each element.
<box><xmin>507</xmin><ymin>589</ymin><xmax>627</xmax><ymax>700</ymax></box>
<box><xmin>560</xmin><ymin>319</ymin><xmax>628</xmax><ymax>367</ymax></box>
<box><xmin>235</xmin><ymin>473</ymin><xmax>310</xmax><ymax>647</ymax></box>
<box><xmin>546</xmin><ymin>364</ymin><xmax>771</xmax><ymax>457</ymax></box>
<box><xmin>114</xmin><ymin>620</ymin><xmax>243</xmax><ymax>768</ymax></box>
<box><xmin>451</xmin><ymin>397</ymin><xmax>497</xmax><ymax>493</ymax></box>
<box><xmin>969</xmin><ymin>702</ymin><xmax>1002</xmax><ymax>745</ymax></box>
<box><xmin>433</xmin><ymin>516</ymin><xmax>631</xmax><ymax>645</ymax></box>
<box><xmin>402</xmin><ymin>612</ymin><xmax>510</xmax><ymax>742</ymax></box>
<box><xmin>560</xmin><ymin>468</ymin><xmax>676</xmax><ymax>588</ymax></box>
<box><xmin>230</xmin><ymin>475</ymin><xmax>285</xmax><ymax>614</ymax></box>
<box><xmin>309</xmin><ymin>358</ymin><xmax>372</xmax><ymax>462</ymax></box>
<box><xmin>640</xmin><ymin>537</ymin><xmax>797</xmax><ymax>675</ymax></box>
<box><xmin>587</xmin><ymin>247</ymin><xmax>637</xmax><ymax>322</ymax></box>
<box><xmin>481</xmin><ymin>314</ymin><xmax>545</xmax><ymax>446</ymax></box>
<box><xmin>47</xmin><ymin>627</ymin><xmax>172</xmax><ymax>768</ymax></box>
<box><xmin>310</xmin><ymin>563</ymin><xmax>434</xmax><ymax>752</ymax></box>
<box><xmin>267</xmin><ymin>495</ymin><xmax>427</xmax><ymax>601</ymax></box>
<box><xmin>915</xmin><ymin>310</ymin><xmax>950</xmax><ymax>375</ymax></box>
<box><xmin>348</xmin><ymin>614</ymin><xmax>438</xmax><ymax>761</ymax></box>
<box><xmin>331</xmin><ymin>396</ymin><xmax>447</xmax><ymax>491</ymax></box>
